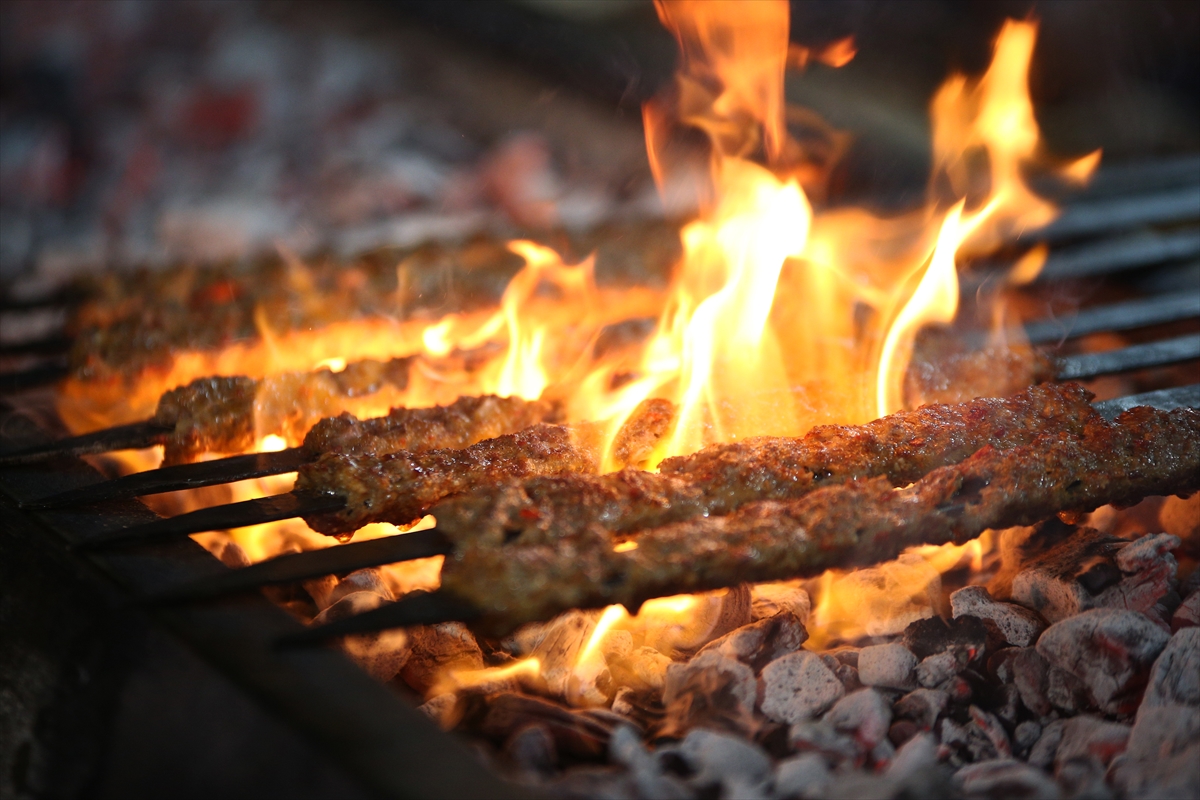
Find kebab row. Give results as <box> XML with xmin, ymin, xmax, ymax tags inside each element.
<box><xmin>64</xmin><ymin>378</ymin><xmax>1200</xmax><ymax>639</ymax></box>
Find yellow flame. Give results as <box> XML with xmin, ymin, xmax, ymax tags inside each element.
<box><xmin>442</xmin><ymin>657</ymin><xmax>542</xmax><ymax>693</ymax></box>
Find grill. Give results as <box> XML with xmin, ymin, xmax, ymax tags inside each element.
<box><xmin>2</xmin><ymin>3</ymin><xmax>1198</xmax><ymax>798</ymax></box>
<box><xmin>2</xmin><ymin>157</ymin><xmax>1197</xmax><ymax>796</ymax></box>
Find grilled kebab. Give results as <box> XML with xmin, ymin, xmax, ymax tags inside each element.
<box><xmin>436</xmin><ymin>402</ymin><xmax>1200</xmax><ymax>633</ymax></box>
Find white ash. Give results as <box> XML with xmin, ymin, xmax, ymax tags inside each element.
<box><xmin>677</xmin><ymin>729</ymin><xmax>772</xmax><ymax>799</ymax></box>
<box><xmin>950</xmin><ymin>585</ymin><xmax>1047</xmax><ymax>647</ymax></box>
<box><xmin>856</xmin><ymin>643</ymin><xmax>918</xmax><ymax>691</ymax></box>
<box><xmin>772</xmin><ymin>753</ymin><xmax>830</xmax><ymax>800</ymax></box>
<box><xmin>1036</xmin><ymin>607</ymin><xmax>1170</xmax><ymax>712</ymax></box>
<box><xmin>696</xmin><ymin>612</ymin><xmax>808</xmax><ymax>673</ymax></box>
<box><xmin>400</xmin><ymin>621</ymin><xmax>484</xmax><ymax>696</ymax></box>
<box><xmin>916</xmin><ymin>650</ymin><xmax>960</xmax><ymax>688</ymax></box>
<box><xmin>749</xmin><ymin>581</ymin><xmax>811</xmax><ymax>624</ymax></box>
<box><xmin>1010</xmin><ymin>531</ymin><xmax>1179</xmax><ymax>625</ymax></box>
<box><xmin>759</xmin><ymin>651</ymin><xmax>844</xmax><ymax>725</ymax></box>
<box><xmin>954</xmin><ymin>759</ymin><xmax>1061</xmax><ymax>800</ymax></box>
<box><xmin>824</xmin><ymin>688</ymin><xmax>893</xmax><ymax>755</ymax></box>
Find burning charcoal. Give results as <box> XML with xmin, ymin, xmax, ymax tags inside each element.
<box><xmin>1125</xmin><ymin>704</ymin><xmax>1200</xmax><ymax>763</ymax></box>
<box><xmin>969</xmin><ymin>705</ymin><xmax>1011</xmax><ymax>759</ymax></box>
<box><xmin>902</xmin><ymin>615</ymin><xmax>988</xmax><ymax>665</ymax></box>
<box><xmin>610</xmin><ymin>646</ymin><xmax>674</xmax><ymax>694</ymax></box>
<box><xmin>817</xmin><ymin>557</ymin><xmax>942</xmax><ymax>639</ymax></box>
<box><xmin>857</xmin><ymin>643</ymin><xmax>918</xmax><ymax>691</ymax></box>
<box><xmin>825</xmin><ymin>688</ymin><xmax>893</xmax><ymax>754</ymax></box>
<box><xmin>773</xmin><ymin>753</ymin><xmax>831</xmax><ymax>799</ymax></box>
<box><xmin>1110</xmin><ymin>738</ymin><xmax>1200</xmax><ymax>800</ymax></box>
<box><xmin>328</xmin><ymin>567</ymin><xmax>394</xmax><ymax>605</ymax></box>
<box><xmin>886</xmin><ymin>733</ymin><xmax>945</xmax><ymax>796</ymax></box>
<box><xmin>479</xmin><ymin>693</ymin><xmax>612</xmax><ymax>761</ymax></box>
<box><xmin>696</xmin><ymin>611</ymin><xmax>808</xmax><ymax>673</ymax></box>
<box><xmin>1142</xmin><ymin>627</ymin><xmax>1200</xmax><ymax>708</ymax></box>
<box><xmin>950</xmin><ymin>586</ymin><xmax>1047</xmax><ymax>648</ymax></box>
<box><xmin>505</xmin><ymin>724</ymin><xmax>558</xmax><ymax>775</ymax></box>
<box><xmin>677</xmin><ymin>728</ymin><xmax>772</xmax><ymax>799</ymax></box>
<box><xmin>894</xmin><ymin>688</ymin><xmax>949</xmax><ymax>732</ymax></box>
<box><xmin>888</xmin><ymin>720</ymin><xmax>919</xmax><ymax>747</ymax></box>
<box><xmin>1027</xmin><ymin>719</ymin><xmax>1066</xmax><ymax>769</ymax></box>
<box><xmin>953</xmin><ymin>760</ymin><xmax>1061</xmax><ymax>800</ymax></box>
<box><xmin>749</xmin><ymin>581</ymin><xmax>811</xmax><ymax>624</ymax></box>
<box><xmin>546</xmin><ymin>766</ymin><xmax>636</xmax><ymax>800</ymax></box>
<box><xmin>917</xmin><ymin>651</ymin><xmax>961</xmax><ymax>689</ymax></box>
<box><xmin>988</xmin><ymin>683</ymin><xmax>1021</xmax><ymax>727</ymax></box>
<box><xmin>1054</xmin><ymin>757</ymin><xmax>1109</xmax><ymax>800</ymax></box>
<box><xmin>1010</xmin><ymin>531</ymin><xmax>1179</xmax><ymax>624</ymax></box>
<box><xmin>217</xmin><ymin>539</ymin><xmax>250</xmax><ymax>568</ymax></box>
<box><xmin>610</xmin><ymin>688</ymin><xmax>665</xmax><ymax>732</ymax></box>
<box><xmin>642</xmin><ymin>584</ymin><xmax>752</xmax><ymax>657</ymax></box>
<box><xmin>1045</xmin><ymin>666</ymin><xmax>1090</xmax><ymax>716</ymax></box>
<box><xmin>1171</xmin><ymin>589</ymin><xmax>1200</xmax><ymax>632</ymax></box>
<box><xmin>1160</xmin><ymin>493</ymin><xmax>1200</xmax><ymax>552</ymax></box>
<box><xmin>832</xmin><ymin>664</ymin><xmax>862</xmax><ymax>694</ymax></box>
<box><xmin>986</xmin><ymin>647</ymin><xmax>1022</xmax><ymax>684</ymax></box>
<box><xmin>1036</xmin><ymin>608</ymin><xmax>1171</xmax><ymax>713</ymax></box>
<box><xmin>401</xmin><ymin>621</ymin><xmax>484</xmax><ymax>695</ymax></box>
<box><xmin>311</xmin><ymin>591</ymin><xmax>410</xmax><ymax>682</ymax></box>
<box><xmin>787</xmin><ymin>719</ymin><xmax>859</xmax><ymax>763</ymax></box>
<box><xmin>760</xmin><ymin>651</ymin><xmax>844</xmax><ymax>725</ymax></box>
<box><xmin>939</xmin><ymin>675</ymin><xmax>975</xmax><ymax>705</ymax></box>
<box><xmin>302</xmin><ymin>573</ymin><xmax>339</xmax><ymax>610</ymax></box>
<box><xmin>1011</xmin><ymin>648</ymin><xmax>1053</xmax><ymax>717</ymax></box>
<box><xmin>608</xmin><ymin>724</ymin><xmax>691</xmax><ymax>800</ymax></box>
<box><xmin>1013</xmin><ymin>720</ymin><xmax>1041</xmax><ymax>758</ymax></box>
<box><xmin>660</xmin><ymin>651</ymin><xmax>758</xmax><ymax>737</ymax></box>
<box><xmin>1053</xmin><ymin>715</ymin><xmax>1129</xmax><ymax>770</ymax></box>
<box><xmin>525</xmin><ymin>610</ymin><xmax>615</xmax><ymax>706</ymax></box>
<box><xmin>939</xmin><ymin>715</ymin><xmax>1002</xmax><ymax>765</ymax></box>
<box><xmin>418</xmin><ymin>692</ymin><xmax>463</xmax><ymax>731</ymax></box>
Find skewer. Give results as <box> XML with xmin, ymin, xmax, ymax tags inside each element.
<box><xmin>27</xmin><ymin>330</ymin><xmax>1198</xmax><ymax>513</ymax></box>
<box><xmin>140</xmin><ymin>384</ymin><xmax>1200</xmax><ymax>611</ymax></box>
<box><xmin>277</xmin><ymin>591</ymin><xmax>481</xmax><ymax>647</ymax></box>
<box><xmin>152</xmin><ymin>528</ymin><xmax>454</xmax><ymax>604</ymax></box>
<box><xmin>0</xmin><ymin>419</ymin><xmax>172</xmax><ymax>465</ymax></box>
<box><xmin>0</xmin><ymin>362</ymin><xmax>69</xmax><ymax>393</ymax></box>
<box><xmin>275</xmin><ymin>387</ymin><xmax>1200</xmax><ymax>644</ymax></box>
<box><xmin>22</xmin><ymin>448</ymin><xmax>308</xmax><ymax>509</ymax></box>
<box><xmin>0</xmin><ymin>335</ymin><xmax>73</xmax><ymax>358</ymax></box>
<box><xmin>74</xmin><ymin>493</ymin><xmax>345</xmax><ymax>551</ymax></box>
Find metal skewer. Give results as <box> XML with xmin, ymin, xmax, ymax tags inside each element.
<box><xmin>138</xmin><ymin>383</ymin><xmax>1200</xmax><ymax>614</ymax></box>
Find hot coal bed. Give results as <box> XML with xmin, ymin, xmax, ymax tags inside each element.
<box><xmin>2</xmin><ymin>2</ymin><xmax>1199</xmax><ymax>800</ymax></box>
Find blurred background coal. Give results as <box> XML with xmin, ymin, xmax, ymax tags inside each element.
<box><xmin>1</xmin><ymin>0</ymin><xmax>1196</xmax><ymax>283</ymax></box>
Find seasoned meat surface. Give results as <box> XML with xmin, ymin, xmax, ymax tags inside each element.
<box><xmin>153</xmin><ymin>376</ymin><xmax>259</xmax><ymax>465</ymax></box>
<box><xmin>432</xmin><ymin>382</ymin><xmax>1103</xmax><ymax>549</ymax></box>
<box><xmin>440</xmin><ymin>404</ymin><xmax>1200</xmax><ymax>633</ymax></box>
<box><xmin>298</xmin><ymin>400</ymin><xmax>677</xmax><ymax>535</ymax></box>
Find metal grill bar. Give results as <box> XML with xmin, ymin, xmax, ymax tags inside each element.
<box><xmin>1036</xmin><ymin>229</ymin><xmax>1200</xmax><ymax>282</ymax></box>
<box><xmin>1093</xmin><ymin>383</ymin><xmax>1200</xmax><ymax>421</ymax></box>
<box><xmin>1033</xmin><ymin>186</ymin><xmax>1200</xmax><ymax>242</ymax></box>
<box><xmin>1056</xmin><ymin>334</ymin><xmax>1200</xmax><ymax>381</ymax></box>
<box><xmin>1025</xmin><ymin>293</ymin><xmax>1200</xmax><ymax>344</ymax></box>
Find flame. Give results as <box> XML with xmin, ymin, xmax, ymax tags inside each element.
<box><xmin>61</xmin><ymin>5</ymin><xmax>1095</xmax><ymax>675</ymax></box>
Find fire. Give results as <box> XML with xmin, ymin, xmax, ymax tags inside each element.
<box><xmin>59</xmin><ymin>2</ymin><xmax>1104</xmax><ymax>693</ymax></box>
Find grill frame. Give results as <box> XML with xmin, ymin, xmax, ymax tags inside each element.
<box><xmin>0</xmin><ymin>410</ymin><xmax>528</xmax><ymax>800</ymax></box>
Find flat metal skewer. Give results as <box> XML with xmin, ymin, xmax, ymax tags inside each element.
<box><xmin>75</xmin><ymin>493</ymin><xmax>345</xmax><ymax>551</ymax></box>
<box><xmin>152</xmin><ymin>528</ymin><xmax>454</xmax><ymax>604</ymax></box>
<box><xmin>135</xmin><ymin>384</ymin><xmax>1200</xmax><ymax>612</ymax></box>
<box><xmin>276</xmin><ymin>591</ymin><xmax>480</xmax><ymax>648</ymax></box>
<box><xmin>24</xmin><ymin>447</ymin><xmax>308</xmax><ymax>509</ymax></box>
<box><xmin>0</xmin><ymin>420</ymin><xmax>174</xmax><ymax>465</ymax></box>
